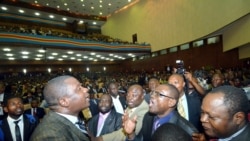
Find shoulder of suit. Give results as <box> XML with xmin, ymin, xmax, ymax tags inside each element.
<box><xmin>24</xmin><ymin>114</ymin><xmax>37</xmax><ymax>124</ymax></box>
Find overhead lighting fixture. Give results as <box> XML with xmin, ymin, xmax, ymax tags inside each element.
<box><xmin>62</xmin><ymin>55</ymin><xmax>68</xmax><ymax>58</ymax></box>
<box><xmin>22</xmin><ymin>56</ymin><xmax>29</xmax><ymax>59</ymax></box>
<box><xmin>3</xmin><ymin>48</ymin><xmax>11</xmax><ymax>51</ymax></box>
<box><xmin>34</xmin><ymin>12</ymin><xmax>40</xmax><ymax>16</ymax></box>
<box><xmin>8</xmin><ymin>57</ymin><xmax>15</xmax><ymax>60</ymax></box>
<box><xmin>1</xmin><ymin>7</ymin><xmax>8</xmax><ymax>11</ymax></box>
<box><xmin>35</xmin><ymin>58</ymin><xmax>41</xmax><ymax>60</ymax></box>
<box><xmin>52</xmin><ymin>53</ymin><xmax>58</xmax><ymax>55</ymax></box>
<box><xmin>36</xmin><ymin>54</ymin><xmax>43</xmax><ymax>57</ymax></box>
<box><xmin>21</xmin><ymin>51</ymin><xmax>29</xmax><ymax>55</ymax></box>
<box><xmin>49</xmin><ymin>15</ymin><xmax>54</xmax><ymax>18</ymax></box>
<box><xmin>93</xmin><ymin>22</ymin><xmax>97</xmax><ymax>25</ymax></box>
<box><xmin>6</xmin><ymin>53</ymin><xmax>13</xmax><ymax>56</ymax></box>
<box><xmin>67</xmin><ymin>51</ymin><xmax>74</xmax><ymax>54</ymax></box>
<box><xmin>62</xmin><ymin>17</ymin><xmax>67</xmax><ymax>21</ymax></box>
<box><xmin>19</xmin><ymin>9</ymin><xmax>25</xmax><ymax>13</ymax></box>
<box><xmin>38</xmin><ymin>49</ymin><xmax>46</xmax><ymax>53</ymax></box>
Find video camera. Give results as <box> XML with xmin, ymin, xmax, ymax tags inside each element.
<box><xmin>176</xmin><ymin>60</ymin><xmax>186</xmax><ymax>75</ymax></box>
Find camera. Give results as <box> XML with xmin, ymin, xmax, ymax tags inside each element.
<box><xmin>176</xmin><ymin>60</ymin><xmax>186</xmax><ymax>75</ymax></box>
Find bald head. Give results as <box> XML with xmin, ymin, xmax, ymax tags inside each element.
<box><xmin>168</xmin><ymin>74</ymin><xmax>185</xmax><ymax>96</ymax></box>
<box><xmin>43</xmin><ymin>75</ymin><xmax>74</xmax><ymax>107</ymax></box>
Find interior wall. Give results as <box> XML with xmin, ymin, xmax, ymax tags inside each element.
<box><xmin>102</xmin><ymin>0</ymin><xmax>250</xmax><ymax>52</ymax></box>
<box><xmin>121</xmin><ymin>41</ymin><xmax>244</xmax><ymax>73</ymax></box>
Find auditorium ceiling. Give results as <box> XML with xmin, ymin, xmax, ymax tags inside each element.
<box><xmin>0</xmin><ymin>0</ymin><xmax>148</xmax><ymax>63</ymax></box>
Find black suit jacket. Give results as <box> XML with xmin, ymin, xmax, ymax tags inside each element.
<box><xmin>186</xmin><ymin>93</ymin><xmax>203</xmax><ymax>132</ymax></box>
<box><xmin>24</xmin><ymin>107</ymin><xmax>46</xmax><ymax>119</ymax></box>
<box><xmin>88</xmin><ymin>108</ymin><xmax>122</xmax><ymax>137</ymax></box>
<box><xmin>0</xmin><ymin>114</ymin><xmax>39</xmax><ymax>141</ymax></box>
<box><xmin>118</xmin><ymin>95</ymin><xmax>127</xmax><ymax>110</ymax></box>
<box><xmin>134</xmin><ymin>111</ymin><xmax>198</xmax><ymax>141</ymax></box>
<box><xmin>0</xmin><ymin>93</ymin><xmax>13</xmax><ymax>120</ymax></box>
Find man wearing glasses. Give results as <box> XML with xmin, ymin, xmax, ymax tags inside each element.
<box><xmin>123</xmin><ymin>84</ymin><xmax>198</xmax><ymax>141</ymax></box>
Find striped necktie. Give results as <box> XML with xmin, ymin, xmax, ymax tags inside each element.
<box><xmin>178</xmin><ymin>98</ymin><xmax>186</xmax><ymax>119</ymax></box>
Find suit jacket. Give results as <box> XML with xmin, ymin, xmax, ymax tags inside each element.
<box><xmin>134</xmin><ymin>111</ymin><xmax>198</xmax><ymax>141</ymax></box>
<box><xmin>223</xmin><ymin>122</ymin><xmax>250</xmax><ymax>141</ymax></box>
<box><xmin>0</xmin><ymin>114</ymin><xmax>38</xmax><ymax>141</ymax></box>
<box><xmin>0</xmin><ymin>93</ymin><xmax>13</xmax><ymax>120</ymax></box>
<box><xmin>102</xmin><ymin>100</ymin><xmax>149</xmax><ymax>141</ymax></box>
<box><xmin>87</xmin><ymin>108</ymin><xmax>122</xmax><ymax>137</ymax></box>
<box><xmin>186</xmin><ymin>93</ymin><xmax>203</xmax><ymax>132</ymax></box>
<box><xmin>24</xmin><ymin>107</ymin><xmax>46</xmax><ymax>120</ymax></box>
<box><xmin>118</xmin><ymin>95</ymin><xmax>127</xmax><ymax>110</ymax></box>
<box><xmin>30</xmin><ymin>111</ymin><xmax>90</xmax><ymax>141</ymax></box>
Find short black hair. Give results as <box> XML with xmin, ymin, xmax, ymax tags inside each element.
<box><xmin>209</xmin><ymin>86</ymin><xmax>249</xmax><ymax>117</ymax></box>
<box><xmin>4</xmin><ymin>95</ymin><xmax>23</xmax><ymax>106</ymax></box>
<box><xmin>152</xmin><ymin>123</ymin><xmax>192</xmax><ymax>141</ymax></box>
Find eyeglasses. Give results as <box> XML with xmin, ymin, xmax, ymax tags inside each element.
<box><xmin>151</xmin><ymin>91</ymin><xmax>175</xmax><ymax>99</ymax></box>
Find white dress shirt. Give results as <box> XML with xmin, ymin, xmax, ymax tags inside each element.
<box><xmin>7</xmin><ymin>115</ymin><xmax>24</xmax><ymax>141</ymax></box>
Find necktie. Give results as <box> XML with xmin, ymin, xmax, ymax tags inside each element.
<box><xmin>75</xmin><ymin>121</ymin><xmax>89</xmax><ymax>135</ymax></box>
<box><xmin>33</xmin><ymin>108</ymin><xmax>36</xmax><ymax>116</ymax></box>
<box><xmin>178</xmin><ymin>98</ymin><xmax>186</xmax><ymax>119</ymax></box>
<box><xmin>14</xmin><ymin>120</ymin><xmax>22</xmax><ymax>141</ymax></box>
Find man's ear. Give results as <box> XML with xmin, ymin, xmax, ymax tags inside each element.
<box><xmin>58</xmin><ymin>97</ymin><xmax>69</xmax><ymax>107</ymax></box>
<box><xmin>3</xmin><ymin>106</ymin><xmax>8</xmax><ymax>113</ymax></box>
<box><xmin>233</xmin><ymin>112</ymin><xmax>245</xmax><ymax>124</ymax></box>
<box><xmin>168</xmin><ymin>99</ymin><xmax>177</xmax><ymax>108</ymax></box>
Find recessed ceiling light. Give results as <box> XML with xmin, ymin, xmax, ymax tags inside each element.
<box><xmin>82</xmin><ymin>4</ymin><xmax>85</xmax><ymax>7</ymax></box>
<box><xmin>21</xmin><ymin>51</ymin><xmax>29</xmax><ymax>55</ymax></box>
<box><xmin>49</xmin><ymin>15</ymin><xmax>54</xmax><ymax>18</ymax></box>
<box><xmin>83</xmin><ymin>56</ymin><xmax>88</xmax><ymax>58</ymax></box>
<box><xmin>67</xmin><ymin>51</ymin><xmax>73</xmax><ymax>54</ymax></box>
<box><xmin>34</xmin><ymin>12</ymin><xmax>40</xmax><ymax>16</ymax></box>
<box><xmin>19</xmin><ymin>9</ymin><xmax>25</xmax><ymax>13</ymax></box>
<box><xmin>1</xmin><ymin>7</ymin><xmax>8</xmax><ymax>11</ymax></box>
<box><xmin>9</xmin><ymin>57</ymin><xmax>15</xmax><ymax>60</ymax></box>
<box><xmin>92</xmin><ymin>22</ymin><xmax>97</xmax><ymax>25</ymax></box>
<box><xmin>76</xmin><ymin>54</ymin><xmax>82</xmax><ymax>56</ymax></box>
<box><xmin>22</xmin><ymin>56</ymin><xmax>29</xmax><ymax>59</ymax></box>
<box><xmin>77</xmin><ymin>59</ymin><xmax>82</xmax><ymax>61</ymax></box>
<box><xmin>48</xmin><ymin>56</ymin><xmax>54</xmax><ymax>59</ymax></box>
<box><xmin>64</xmin><ymin>3</ymin><xmax>68</xmax><ymax>6</ymax></box>
<box><xmin>6</xmin><ymin>53</ymin><xmax>13</xmax><ymax>56</ymax></box>
<box><xmin>100</xmin><ymin>5</ymin><xmax>102</xmax><ymax>8</ymax></box>
<box><xmin>90</xmin><ymin>52</ymin><xmax>96</xmax><ymax>55</ymax></box>
<box><xmin>100</xmin><ymin>0</ymin><xmax>102</xmax><ymax>3</ymax></box>
<box><xmin>57</xmin><ymin>5</ymin><xmax>60</xmax><ymax>8</ymax></box>
<box><xmin>52</xmin><ymin>53</ymin><xmax>58</xmax><ymax>55</ymax></box>
<box><xmin>36</xmin><ymin>54</ymin><xmax>43</xmax><ymax>57</ymax></box>
<box><xmin>35</xmin><ymin>58</ymin><xmax>41</xmax><ymax>60</ymax></box>
<box><xmin>70</xmin><ymin>57</ymin><xmax>75</xmax><ymax>60</ymax></box>
<box><xmin>46</xmin><ymin>3</ymin><xmax>49</xmax><ymax>6</ymax></box>
<box><xmin>38</xmin><ymin>49</ymin><xmax>46</xmax><ymax>53</ymax></box>
<box><xmin>3</xmin><ymin>48</ymin><xmax>11</xmax><ymax>51</ymax></box>
<box><xmin>34</xmin><ymin>1</ymin><xmax>38</xmax><ymax>4</ymax></box>
<box><xmin>108</xmin><ymin>3</ymin><xmax>112</xmax><ymax>6</ymax></box>
<box><xmin>91</xmin><ymin>6</ymin><xmax>94</xmax><ymax>9</ymax></box>
<box><xmin>62</xmin><ymin>17</ymin><xmax>67</xmax><ymax>21</ymax></box>
<box><xmin>58</xmin><ymin>58</ymin><xmax>63</xmax><ymax>61</ymax></box>
<box><xmin>67</xmin><ymin>8</ymin><xmax>70</xmax><ymax>11</ymax></box>
<box><xmin>62</xmin><ymin>55</ymin><xmax>68</xmax><ymax>58</ymax></box>
<box><xmin>79</xmin><ymin>20</ymin><xmax>84</xmax><ymax>24</ymax></box>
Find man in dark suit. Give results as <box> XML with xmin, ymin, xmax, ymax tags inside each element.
<box><xmin>30</xmin><ymin>75</ymin><xmax>90</xmax><ymax>141</ymax></box>
<box><xmin>0</xmin><ymin>81</ymin><xmax>13</xmax><ymax>120</ymax></box>
<box><xmin>192</xmin><ymin>86</ymin><xmax>250</xmax><ymax>141</ymax></box>
<box><xmin>24</xmin><ymin>98</ymin><xmax>45</xmax><ymax>120</ymax></box>
<box><xmin>88</xmin><ymin>94</ymin><xmax>122</xmax><ymax>137</ymax></box>
<box><xmin>123</xmin><ymin>84</ymin><xmax>198</xmax><ymax>141</ymax></box>
<box><xmin>107</xmin><ymin>82</ymin><xmax>127</xmax><ymax>114</ymax></box>
<box><xmin>168</xmin><ymin>74</ymin><xmax>203</xmax><ymax>132</ymax></box>
<box><xmin>0</xmin><ymin>96</ymin><xmax>39</xmax><ymax>141</ymax></box>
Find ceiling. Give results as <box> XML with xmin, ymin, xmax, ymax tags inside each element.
<box><xmin>0</xmin><ymin>0</ymin><xmax>147</xmax><ymax>63</ymax></box>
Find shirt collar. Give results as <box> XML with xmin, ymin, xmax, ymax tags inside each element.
<box><xmin>56</xmin><ymin>112</ymin><xmax>78</xmax><ymax>124</ymax></box>
<box><xmin>218</xmin><ymin>124</ymin><xmax>248</xmax><ymax>141</ymax></box>
<box><xmin>7</xmin><ymin>115</ymin><xmax>24</xmax><ymax>123</ymax></box>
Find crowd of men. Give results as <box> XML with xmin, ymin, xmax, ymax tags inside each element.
<box><xmin>0</xmin><ymin>67</ymin><xmax>249</xmax><ymax>141</ymax></box>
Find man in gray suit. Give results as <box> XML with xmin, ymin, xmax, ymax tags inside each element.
<box><xmin>91</xmin><ymin>84</ymin><xmax>149</xmax><ymax>141</ymax></box>
<box><xmin>30</xmin><ymin>75</ymin><xmax>90</xmax><ymax>141</ymax></box>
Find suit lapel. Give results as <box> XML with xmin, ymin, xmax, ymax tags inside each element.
<box><xmin>2</xmin><ymin>119</ymin><xmax>13</xmax><ymax>141</ymax></box>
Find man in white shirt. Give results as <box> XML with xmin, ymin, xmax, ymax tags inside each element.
<box><xmin>107</xmin><ymin>82</ymin><xmax>127</xmax><ymax>114</ymax></box>
<box><xmin>0</xmin><ymin>96</ymin><xmax>38</xmax><ymax>141</ymax></box>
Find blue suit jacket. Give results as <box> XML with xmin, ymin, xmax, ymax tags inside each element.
<box><xmin>0</xmin><ymin>114</ymin><xmax>38</xmax><ymax>141</ymax></box>
<box><xmin>24</xmin><ymin>107</ymin><xmax>46</xmax><ymax>120</ymax></box>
